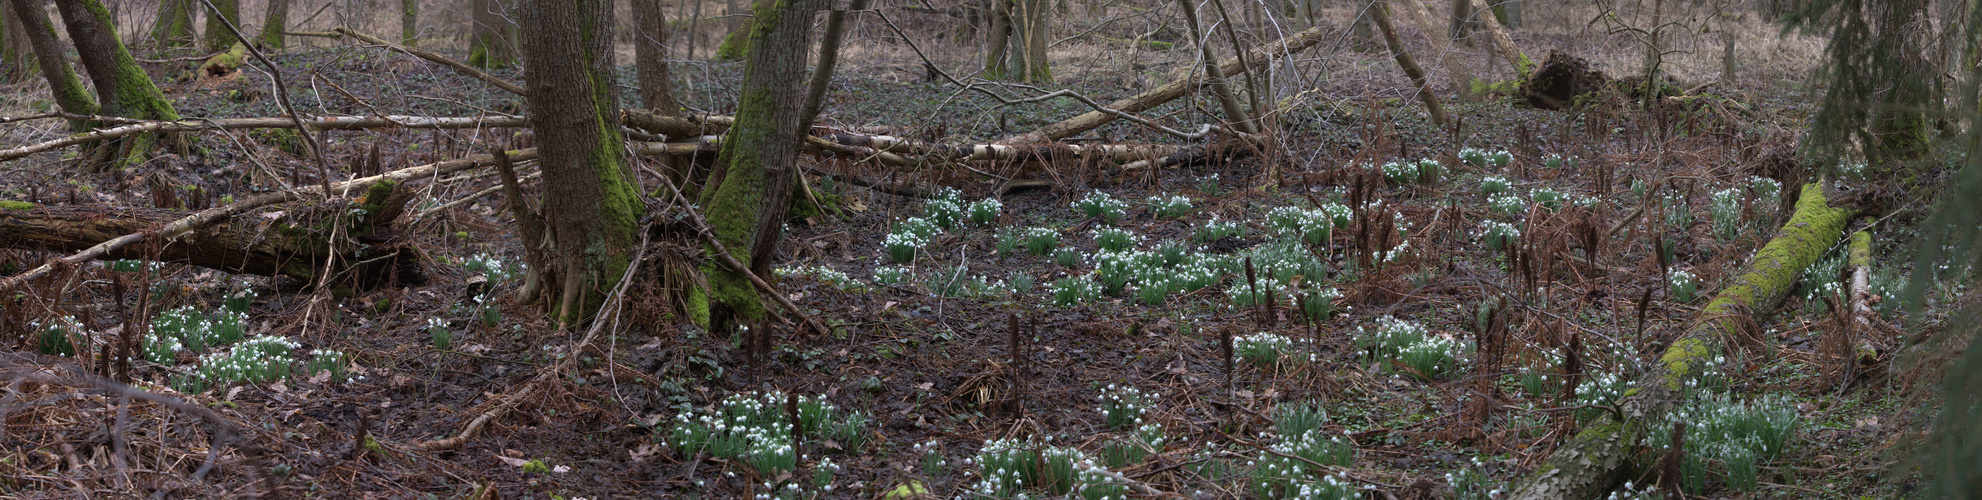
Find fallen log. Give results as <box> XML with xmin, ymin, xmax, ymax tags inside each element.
<box><xmin>0</xmin><ymin>115</ymin><xmax>529</xmax><ymax>162</ymax></box>
<box><xmin>0</xmin><ymin>149</ymin><xmax>534</xmax><ymax>291</ymax></box>
<box><xmin>1508</xmin><ymin>183</ymin><xmax>1856</xmax><ymax>499</ymax></box>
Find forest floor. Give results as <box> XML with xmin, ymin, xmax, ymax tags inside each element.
<box><xmin>0</xmin><ymin>35</ymin><xmax>1963</xmax><ymax>500</ymax></box>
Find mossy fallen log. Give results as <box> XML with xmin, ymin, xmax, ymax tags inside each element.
<box><xmin>0</xmin><ymin>181</ymin><xmax>422</xmax><ymax>288</ymax></box>
<box><xmin>1508</xmin><ymin>183</ymin><xmax>1857</xmax><ymax>499</ymax></box>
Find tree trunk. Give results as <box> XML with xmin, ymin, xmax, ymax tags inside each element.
<box><xmin>8</xmin><ymin>0</ymin><xmax>97</xmax><ymax>129</ymax></box>
<box><xmin>981</xmin><ymin>0</ymin><xmax>1010</xmax><ymax>79</ymax></box>
<box><xmin>1002</xmin><ymin>25</ymin><xmax>1330</xmax><ymax>144</ymax></box>
<box><xmin>695</xmin><ymin>0</ymin><xmax>817</xmax><ymax>332</ymax></box>
<box><xmin>801</xmin><ymin>0</ymin><xmax>865</xmax><ymax>126</ymax></box>
<box><xmin>519</xmin><ymin>0</ymin><xmax>639</xmax><ymax>324</ymax></box>
<box><xmin>631</xmin><ymin>0</ymin><xmax>676</xmax><ymax>112</ymax></box>
<box><xmin>54</xmin><ymin>0</ymin><xmax>182</xmax><ymax>171</ymax></box>
<box><xmin>200</xmin><ymin>0</ymin><xmax>238</xmax><ymax>53</ymax></box>
<box><xmin>152</xmin><ymin>0</ymin><xmax>191</xmax><ymax>48</ymax></box>
<box><xmin>0</xmin><ymin>183</ymin><xmax>422</xmax><ymax>288</ymax></box>
<box><xmin>713</xmin><ymin>0</ymin><xmax>760</xmax><ymax>60</ymax></box>
<box><xmin>1177</xmin><ymin>0</ymin><xmax>1252</xmax><ymax>134</ymax></box>
<box><xmin>1372</xmin><ymin>1</ymin><xmax>1446</xmax><ymax>127</ymax></box>
<box><xmin>400</xmin><ymin>0</ymin><xmax>416</xmax><ymax>45</ymax></box>
<box><xmin>1468</xmin><ymin>0</ymin><xmax>1530</xmax><ymax>77</ymax></box>
<box><xmin>469</xmin><ymin>0</ymin><xmax>515</xmax><ymax>68</ymax></box>
<box><xmin>1012</xmin><ymin>0</ymin><xmax>1050</xmax><ymax>81</ymax></box>
<box><xmin>257</xmin><ymin>0</ymin><xmax>286</xmax><ymax>49</ymax></box>
<box><xmin>1508</xmin><ymin>184</ymin><xmax>1857</xmax><ymax>499</ymax></box>
<box><xmin>1396</xmin><ymin>0</ymin><xmax>1476</xmax><ymax>100</ymax></box>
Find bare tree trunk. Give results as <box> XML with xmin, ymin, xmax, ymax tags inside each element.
<box><xmin>1177</xmin><ymin>0</ymin><xmax>1253</xmax><ymax>134</ymax></box>
<box><xmin>1468</xmin><ymin>0</ymin><xmax>1529</xmax><ymax>77</ymax></box>
<box><xmin>803</xmin><ymin>0</ymin><xmax>866</xmax><ymax>125</ymax></box>
<box><xmin>519</xmin><ymin>0</ymin><xmax>639</xmax><ymax>324</ymax></box>
<box><xmin>982</xmin><ymin>0</ymin><xmax>1010</xmax><ymax>79</ymax></box>
<box><xmin>1396</xmin><ymin>0</ymin><xmax>1476</xmax><ymax>100</ymax></box>
<box><xmin>695</xmin><ymin>0</ymin><xmax>818</xmax><ymax>332</ymax></box>
<box><xmin>258</xmin><ymin>0</ymin><xmax>286</xmax><ymax>48</ymax></box>
<box><xmin>8</xmin><ymin>0</ymin><xmax>97</xmax><ymax>129</ymax></box>
<box><xmin>1372</xmin><ymin>1</ymin><xmax>1446</xmax><ymax>127</ymax></box>
<box><xmin>54</xmin><ymin>0</ymin><xmax>182</xmax><ymax>171</ymax></box>
<box><xmin>1012</xmin><ymin>0</ymin><xmax>1050</xmax><ymax>81</ymax></box>
<box><xmin>469</xmin><ymin>0</ymin><xmax>515</xmax><ymax>68</ymax></box>
<box><xmin>400</xmin><ymin>0</ymin><xmax>416</xmax><ymax>45</ymax></box>
<box><xmin>631</xmin><ymin>0</ymin><xmax>677</xmax><ymax>112</ymax></box>
<box><xmin>200</xmin><ymin>0</ymin><xmax>237</xmax><ymax>52</ymax></box>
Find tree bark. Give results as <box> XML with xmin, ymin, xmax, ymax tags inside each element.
<box><xmin>1002</xmin><ymin>25</ymin><xmax>1330</xmax><ymax>144</ymax></box>
<box><xmin>519</xmin><ymin>0</ymin><xmax>639</xmax><ymax>324</ymax></box>
<box><xmin>1396</xmin><ymin>0</ymin><xmax>1476</xmax><ymax>100</ymax></box>
<box><xmin>695</xmin><ymin>0</ymin><xmax>818</xmax><ymax>332</ymax></box>
<box><xmin>200</xmin><ymin>0</ymin><xmax>238</xmax><ymax>52</ymax></box>
<box><xmin>399</xmin><ymin>0</ymin><xmax>416</xmax><ymax>45</ymax></box>
<box><xmin>7</xmin><ymin>0</ymin><xmax>97</xmax><ymax>130</ymax></box>
<box><xmin>713</xmin><ymin>0</ymin><xmax>760</xmax><ymax>60</ymax></box>
<box><xmin>981</xmin><ymin>0</ymin><xmax>1010</xmax><ymax>79</ymax></box>
<box><xmin>257</xmin><ymin>0</ymin><xmax>286</xmax><ymax>49</ymax></box>
<box><xmin>54</xmin><ymin>0</ymin><xmax>182</xmax><ymax>170</ymax></box>
<box><xmin>1011</xmin><ymin>0</ymin><xmax>1050</xmax><ymax>81</ymax></box>
<box><xmin>1372</xmin><ymin>0</ymin><xmax>1447</xmax><ymax>127</ymax></box>
<box><xmin>1177</xmin><ymin>0</ymin><xmax>1254</xmax><ymax>134</ymax></box>
<box><xmin>152</xmin><ymin>0</ymin><xmax>192</xmax><ymax>48</ymax></box>
<box><xmin>1467</xmin><ymin>0</ymin><xmax>1530</xmax><ymax>77</ymax></box>
<box><xmin>0</xmin><ymin>184</ymin><xmax>421</xmax><ymax>288</ymax></box>
<box><xmin>468</xmin><ymin>0</ymin><xmax>515</xmax><ymax>68</ymax></box>
<box><xmin>1508</xmin><ymin>184</ymin><xmax>1857</xmax><ymax>499</ymax></box>
<box><xmin>801</xmin><ymin>0</ymin><xmax>865</xmax><ymax>126</ymax></box>
<box><xmin>631</xmin><ymin>0</ymin><xmax>677</xmax><ymax>112</ymax></box>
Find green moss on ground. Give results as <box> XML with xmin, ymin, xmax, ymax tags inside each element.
<box><xmin>0</xmin><ymin>201</ymin><xmax>36</xmax><ymax>210</ymax></box>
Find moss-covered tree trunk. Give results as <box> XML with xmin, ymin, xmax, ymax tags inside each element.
<box><xmin>694</xmin><ymin>0</ymin><xmax>818</xmax><ymax>331</ymax></box>
<box><xmin>1509</xmin><ymin>184</ymin><xmax>1857</xmax><ymax>499</ymax></box>
<box><xmin>200</xmin><ymin>0</ymin><xmax>238</xmax><ymax>52</ymax></box>
<box><xmin>54</xmin><ymin>0</ymin><xmax>182</xmax><ymax>171</ymax></box>
<box><xmin>1010</xmin><ymin>0</ymin><xmax>1050</xmax><ymax>81</ymax></box>
<box><xmin>400</xmin><ymin>0</ymin><xmax>417</xmax><ymax>45</ymax></box>
<box><xmin>151</xmin><ymin>0</ymin><xmax>192</xmax><ymax>48</ymax></box>
<box><xmin>518</xmin><ymin>0</ymin><xmax>639</xmax><ymax>324</ymax></box>
<box><xmin>7</xmin><ymin>0</ymin><xmax>97</xmax><ymax>130</ymax></box>
<box><xmin>257</xmin><ymin>0</ymin><xmax>287</xmax><ymax>49</ymax></box>
<box><xmin>631</xmin><ymin>0</ymin><xmax>676</xmax><ymax>111</ymax></box>
<box><xmin>469</xmin><ymin>0</ymin><xmax>516</xmax><ymax>68</ymax></box>
<box><xmin>713</xmin><ymin>0</ymin><xmax>763</xmax><ymax>60</ymax></box>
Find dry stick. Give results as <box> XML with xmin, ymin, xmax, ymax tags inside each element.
<box><xmin>417</xmin><ymin>225</ymin><xmax>651</xmax><ymax>451</ymax></box>
<box><xmin>1371</xmin><ymin>2</ymin><xmax>1449</xmax><ymax>127</ymax></box>
<box><xmin>656</xmin><ymin>176</ymin><xmax>834</xmax><ymax>338</ymax></box>
<box><xmin>332</xmin><ymin>27</ymin><xmax>525</xmax><ymax>96</ymax></box>
<box><xmin>412</xmin><ymin>170</ymin><xmax>541</xmax><ymax>222</ymax></box>
<box><xmin>1074</xmin><ymin>460</ymin><xmax>1188</xmax><ymax>499</ymax></box>
<box><xmin>198</xmin><ymin>0</ymin><xmax>332</xmax><ymax>197</ymax></box>
<box><xmin>1009</xmin><ymin>312</ymin><xmax>1024</xmax><ymax>417</ymax></box>
<box><xmin>0</xmin><ymin>149</ymin><xmax>531</xmax><ymax>291</ymax></box>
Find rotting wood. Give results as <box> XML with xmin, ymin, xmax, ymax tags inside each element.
<box><xmin>0</xmin><ymin>149</ymin><xmax>534</xmax><ymax>291</ymax></box>
<box><xmin>0</xmin><ymin>115</ymin><xmax>530</xmax><ymax>162</ymax></box>
<box><xmin>1507</xmin><ymin>183</ymin><xmax>1856</xmax><ymax>499</ymax></box>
